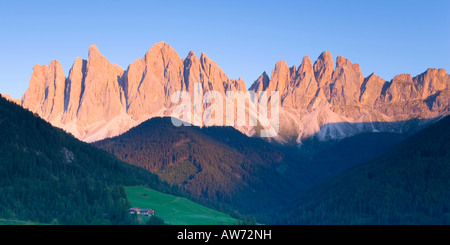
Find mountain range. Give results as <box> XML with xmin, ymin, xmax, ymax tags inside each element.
<box><xmin>16</xmin><ymin>42</ymin><xmax>449</xmax><ymax>143</ymax></box>
<box><xmin>1</xmin><ymin>90</ymin><xmax>448</xmax><ymax>224</ymax></box>
<box><xmin>1</xmin><ymin>41</ymin><xmax>449</xmax><ymax>225</ymax></box>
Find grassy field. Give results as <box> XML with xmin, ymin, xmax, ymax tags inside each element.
<box><xmin>0</xmin><ymin>218</ymin><xmax>44</xmax><ymax>225</ymax></box>
<box><xmin>125</xmin><ymin>186</ymin><xmax>238</xmax><ymax>225</ymax></box>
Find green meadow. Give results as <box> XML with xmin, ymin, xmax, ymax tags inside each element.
<box><xmin>125</xmin><ymin>186</ymin><xmax>238</xmax><ymax>225</ymax></box>
<box><xmin>0</xmin><ymin>218</ymin><xmax>43</xmax><ymax>225</ymax></box>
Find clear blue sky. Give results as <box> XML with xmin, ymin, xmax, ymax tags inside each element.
<box><xmin>1</xmin><ymin>0</ymin><xmax>449</xmax><ymax>99</ymax></box>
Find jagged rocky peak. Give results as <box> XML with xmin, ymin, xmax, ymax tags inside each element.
<box><xmin>228</xmin><ymin>77</ymin><xmax>246</xmax><ymax>91</ymax></box>
<box><xmin>312</xmin><ymin>51</ymin><xmax>334</xmax><ymax>100</ymax></box>
<box><xmin>88</xmin><ymin>44</ymin><xmax>101</xmax><ymax>58</ymax></box>
<box><xmin>199</xmin><ymin>52</ymin><xmax>230</xmax><ymax>86</ymax></box>
<box><xmin>18</xmin><ymin>45</ymin><xmax>450</xmax><ymax>143</ymax></box>
<box><xmin>125</xmin><ymin>41</ymin><xmax>184</xmax><ymax>120</ymax></box>
<box><xmin>359</xmin><ymin>72</ymin><xmax>386</xmax><ymax>106</ymax></box>
<box><xmin>247</xmin><ymin>50</ymin><xmax>448</xmax><ymax>142</ymax></box>
<box><xmin>126</xmin><ymin>41</ymin><xmax>183</xmax><ymax>87</ymax></box>
<box><xmin>393</xmin><ymin>73</ymin><xmax>413</xmax><ymax>83</ymax></box>
<box><xmin>75</xmin><ymin>45</ymin><xmax>126</xmax><ymax>126</ymax></box>
<box><xmin>329</xmin><ymin>55</ymin><xmax>364</xmax><ymax>105</ymax></box>
<box><xmin>382</xmin><ymin>74</ymin><xmax>418</xmax><ymax>103</ymax></box>
<box><xmin>414</xmin><ymin>68</ymin><xmax>449</xmax><ymax>99</ymax></box>
<box><xmin>335</xmin><ymin>55</ymin><xmax>349</xmax><ymax>67</ymax></box>
<box><xmin>184</xmin><ymin>50</ymin><xmax>201</xmax><ymax>68</ymax></box>
<box><xmin>382</xmin><ymin>69</ymin><xmax>449</xmax><ymax>104</ymax></box>
<box><xmin>87</xmin><ymin>44</ymin><xmax>124</xmax><ymax>73</ymax></box>
<box><xmin>69</xmin><ymin>57</ymin><xmax>87</xmax><ymax>77</ymax></box>
<box><xmin>281</xmin><ymin>55</ymin><xmax>320</xmax><ymax>109</ymax></box>
<box><xmin>142</xmin><ymin>41</ymin><xmax>183</xmax><ymax>69</ymax></box>
<box><xmin>274</xmin><ymin>60</ymin><xmax>289</xmax><ymax>74</ymax></box>
<box><xmin>289</xmin><ymin>65</ymin><xmax>296</xmax><ymax>76</ymax></box>
<box><xmin>313</xmin><ymin>51</ymin><xmax>333</xmax><ymax>86</ymax></box>
<box><xmin>61</xmin><ymin>57</ymin><xmax>87</xmax><ymax>123</ymax></box>
<box><xmin>298</xmin><ymin>56</ymin><xmax>313</xmax><ymax>75</ymax></box>
<box><xmin>266</xmin><ymin>60</ymin><xmax>290</xmax><ymax>93</ymax></box>
<box><xmin>183</xmin><ymin>50</ymin><xmax>202</xmax><ymax>91</ymax></box>
<box><xmin>187</xmin><ymin>50</ymin><xmax>196</xmax><ymax>58</ymax></box>
<box><xmin>249</xmin><ymin>72</ymin><xmax>270</xmax><ymax>93</ymax></box>
<box><xmin>22</xmin><ymin>59</ymin><xmax>66</xmax><ymax>120</ymax></box>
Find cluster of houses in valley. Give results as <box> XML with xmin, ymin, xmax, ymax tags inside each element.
<box><xmin>129</xmin><ymin>207</ymin><xmax>155</xmax><ymax>216</ymax></box>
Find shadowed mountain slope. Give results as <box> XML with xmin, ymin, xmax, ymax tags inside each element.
<box><xmin>0</xmin><ymin>95</ymin><xmax>174</xmax><ymax>224</ymax></box>
<box><xmin>273</xmin><ymin>116</ymin><xmax>450</xmax><ymax>224</ymax></box>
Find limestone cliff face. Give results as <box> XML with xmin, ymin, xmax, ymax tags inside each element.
<box><xmin>359</xmin><ymin>73</ymin><xmax>386</xmax><ymax>107</ymax></box>
<box><xmin>62</xmin><ymin>57</ymin><xmax>86</xmax><ymax>124</ymax></box>
<box><xmin>278</xmin><ymin>56</ymin><xmax>322</xmax><ymax>110</ymax></box>
<box><xmin>182</xmin><ymin>51</ymin><xmax>246</xmax><ymax>94</ymax></box>
<box><xmin>374</xmin><ymin>69</ymin><xmax>450</xmax><ymax>120</ymax></box>
<box><xmin>329</xmin><ymin>56</ymin><xmax>365</xmax><ymax>105</ymax></box>
<box><xmin>249</xmin><ymin>52</ymin><xmax>449</xmax><ymax>142</ymax></box>
<box><xmin>21</xmin><ymin>42</ymin><xmax>249</xmax><ymax>142</ymax></box>
<box><xmin>76</xmin><ymin>45</ymin><xmax>126</xmax><ymax>125</ymax></box>
<box><xmin>267</xmin><ymin>60</ymin><xmax>292</xmax><ymax>94</ymax></box>
<box><xmin>20</xmin><ymin>42</ymin><xmax>449</xmax><ymax>143</ymax></box>
<box><xmin>22</xmin><ymin>46</ymin><xmax>129</xmax><ymax>141</ymax></box>
<box><xmin>22</xmin><ymin>60</ymin><xmax>66</xmax><ymax>121</ymax></box>
<box><xmin>313</xmin><ymin>51</ymin><xmax>334</xmax><ymax>100</ymax></box>
<box><xmin>415</xmin><ymin>68</ymin><xmax>448</xmax><ymax>99</ymax></box>
<box><xmin>249</xmin><ymin>72</ymin><xmax>270</xmax><ymax>93</ymax></box>
<box><xmin>125</xmin><ymin>41</ymin><xmax>184</xmax><ymax>121</ymax></box>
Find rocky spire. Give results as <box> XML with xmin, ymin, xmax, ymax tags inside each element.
<box><xmin>124</xmin><ymin>41</ymin><xmax>184</xmax><ymax>120</ymax></box>
<box><xmin>267</xmin><ymin>60</ymin><xmax>290</xmax><ymax>93</ymax></box>
<box><xmin>22</xmin><ymin>60</ymin><xmax>66</xmax><ymax>120</ymax></box>
<box><xmin>19</xmin><ymin>45</ymin><xmax>450</xmax><ymax>143</ymax></box>
<box><xmin>76</xmin><ymin>45</ymin><xmax>126</xmax><ymax>125</ymax></box>
<box><xmin>199</xmin><ymin>52</ymin><xmax>231</xmax><ymax>93</ymax></box>
<box><xmin>282</xmin><ymin>56</ymin><xmax>321</xmax><ymax>109</ymax></box>
<box><xmin>414</xmin><ymin>68</ymin><xmax>449</xmax><ymax>99</ymax></box>
<box><xmin>249</xmin><ymin>72</ymin><xmax>270</xmax><ymax>93</ymax></box>
<box><xmin>329</xmin><ymin>56</ymin><xmax>364</xmax><ymax>105</ymax></box>
<box><xmin>313</xmin><ymin>51</ymin><xmax>333</xmax><ymax>89</ymax></box>
<box><xmin>62</xmin><ymin>57</ymin><xmax>87</xmax><ymax>123</ymax></box>
<box><xmin>359</xmin><ymin>73</ymin><xmax>386</xmax><ymax>106</ymax></box>
<box><xmin>382</xmin><ymin>74</ymin><xmax>417</xmax><ymax>103</ymax></box>
<box><xmin>183</xmin><ymin>51</ymin><xmax>202</xmax><ymax>92</ymax></box>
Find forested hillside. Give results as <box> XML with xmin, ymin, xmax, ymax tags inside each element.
<box><xmin>94</xmin><ymin>117</ymin><xmax>299</xmax><ymax>214</ymax></box>
<box><xmin>274</xmin><ymin>116</ymin><xmax>450</xmax><ymax>224</ymax></box>
<box><xmin>0</xmin><ymin>96</ymin><xmax>174</xmax><ymax>224</ymax></box>
<box><xmin>94</xmin><ymin>116</ymin><xmax>412</xmax><ymax>221</ymax></box>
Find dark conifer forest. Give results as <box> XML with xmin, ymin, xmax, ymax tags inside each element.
<box><xmin>0</xmin><ymin>96</ymin><xmax>175</xmax><ymax>224</ymax></box>
<box><xmin>273</xmin><ymin>116</ymin><xmax>450</xmax><ymax>224</ymax></box>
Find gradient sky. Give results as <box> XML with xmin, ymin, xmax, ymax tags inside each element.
<box><xmin>0</xmin><ymin>0</ymin><xmax>449</xmax><ymax>99</ymax></box>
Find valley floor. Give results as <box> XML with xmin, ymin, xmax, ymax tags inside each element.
<box><xmin>125</xmin><ymin>186</ymin><xmax>238</xmax><ymax>225</ymax></box>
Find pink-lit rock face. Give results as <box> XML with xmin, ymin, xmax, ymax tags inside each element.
<box><xmin>21</xmin><ymin>42</ymin><xmax>251</xmax><ymax>142</ymax></box>
<box><xmin>76</xmin><ymin>45</ymin><xmax>126</xmax><ymax>125</ymax></box>
<box><xmin>20</xmin><ymin>42</ymin><xmax>449</xmax><ymax>143</ymax></box>
<box><xmin>313</xmin><ymin>51</ymin><xmax>334</xmax><ymax>91</ymax></box>
<box><xmin>248</xmin><ymin>53</ymin><xmax>449</xmax><ymax>142</ymax></box>
<box><xmin>22</xmin><ymin>60</ymin><xmax>66</xmax><ymax>121</ymax></box>
<box><xmin>62</xmin><ymin>57</ymin><xmax>86</xmax><ymax>124</ymax></box>
<box><xmin>359</xmin><ymin>73</ymin><xmax>386</xmax><ymax>106</ymax></box>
